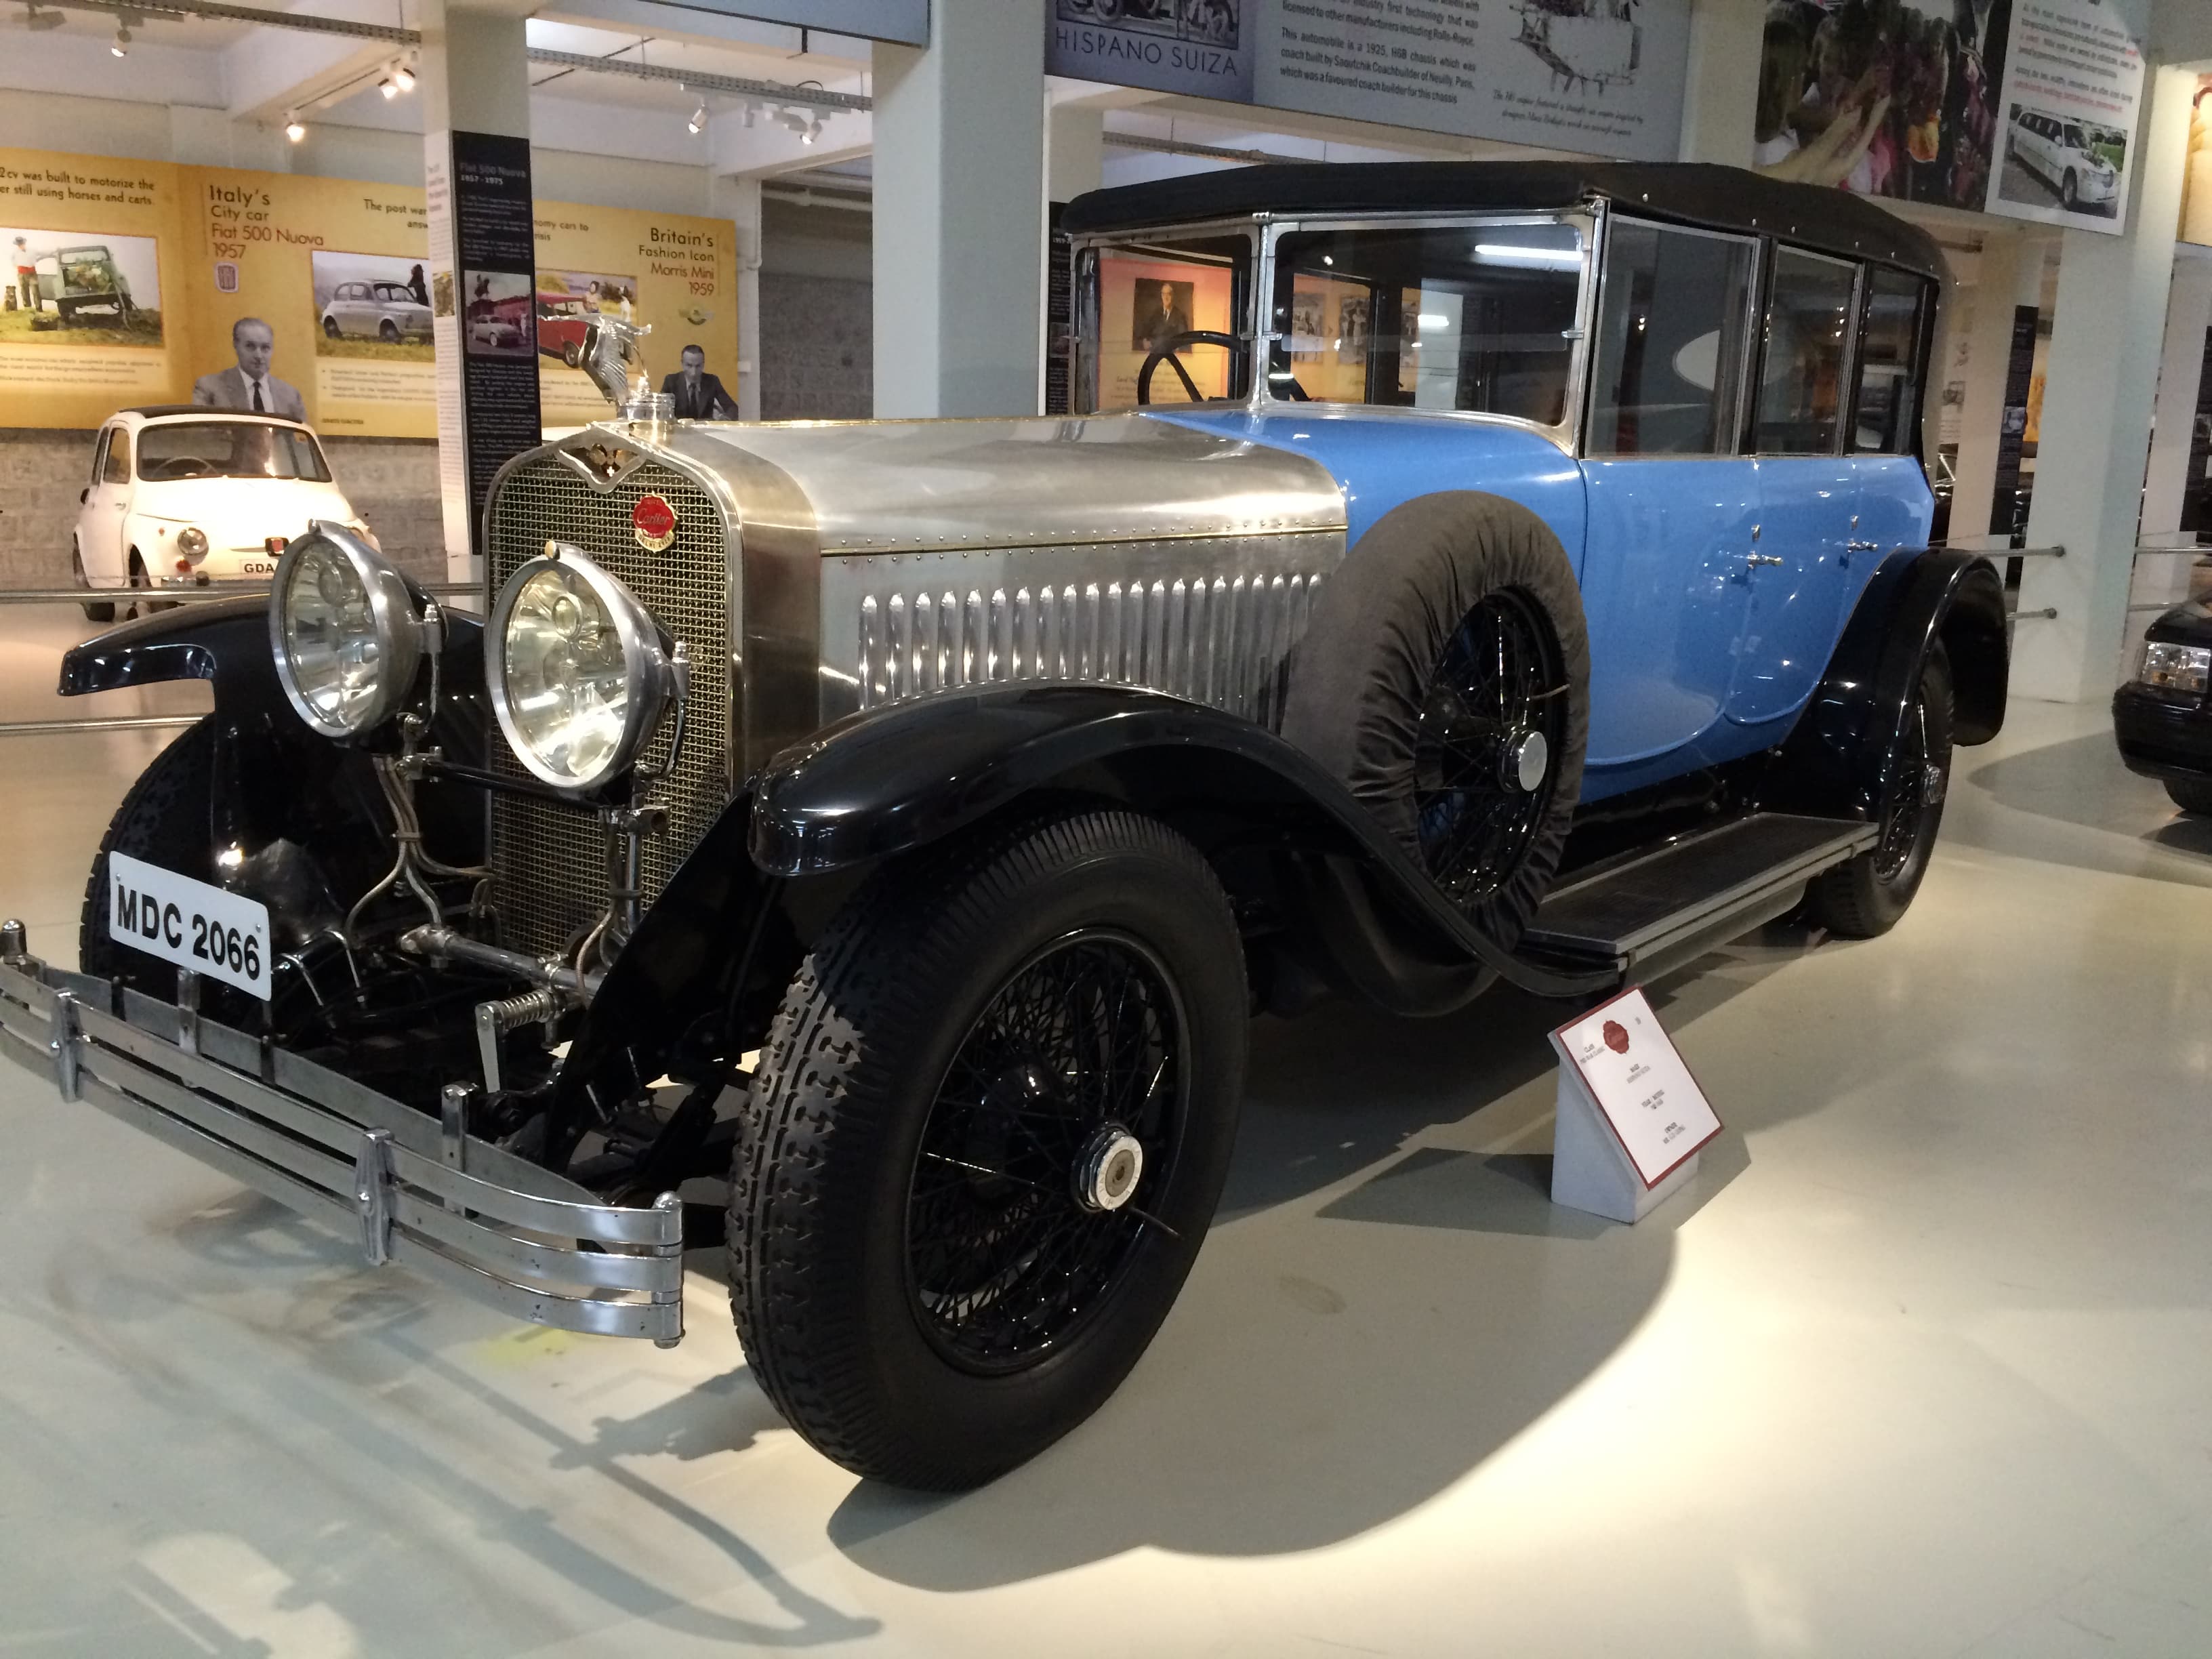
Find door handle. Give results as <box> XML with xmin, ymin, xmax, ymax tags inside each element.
<box><xmin>1845</xmin><ymin>539</ymin><xmax>1880</xmax><ymax>552</ymax></box>
<box><xmin>1744</xmin><ymin>553</ymin><xmax>1784</xmax><ymax>567</ymax></box>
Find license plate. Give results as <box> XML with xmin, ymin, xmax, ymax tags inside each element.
<box><xmin>108</xmin><ymin>851</ymin><xmax>272</xmax><ymax>1000</ymax></box>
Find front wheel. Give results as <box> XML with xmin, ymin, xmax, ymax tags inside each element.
<box><xmin>2165</xmin><ymin>777</ymin><xmax>2212</xmax><ymax>816</ymax></box>
<box><xmin>323</xmin><ymin>316</ymin><xmax>342</xmax><ymax>338</ymax></box>
<box><xmin>729</xmin><ymin>810</ymin><xmax>1249</xmax><ymax>1489</ymax></box>
<box><xmin>2062</xmin><ymin>169</ymin><xmax>2078</xmax><ymax>209</ymax></box>
<box><xmin>378</xmin><ymin>319</ymin><xmax>400</xmax><ymax>342</ymax></box>
<box><xmin>1807</xmin><ymin>644</ymin><xmax>1954</xmax><ymax>937</ymax></box>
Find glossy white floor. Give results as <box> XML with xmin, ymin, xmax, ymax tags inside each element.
<box><xmin>3</xmin><ymin>609</ymin><xmax>2209</xmax><ymax>1657</ymax></box>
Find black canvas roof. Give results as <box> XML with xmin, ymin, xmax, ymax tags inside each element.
<box><xmin>1062</xmin><ymin>161</ymin><xmax>1944</xmax><ymax>282</ymax></box>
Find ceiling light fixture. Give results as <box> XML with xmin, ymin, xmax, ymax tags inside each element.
<box><xmin>687</xmin><ymin>102</ymin><xmax>707</xmax><ymax>134</ymax></box>
<box><xmin>392</xmin><ymin>62</ymin><xmax>415</xmax><ymax>93</ymax></box>
<box><xmin>379</xmin><ymin>76</ymin><xmax>398</xmax><ymax>99</ymax></box>
<box><xmin>285</xmin><ymin>112</ymin><xmax>306</xmax><ymax>142</ymax></box>
<box><xmin>111</xmin><ymin>24</ymin><xmax>130</xmax><ymax>54</ymax></box>
<box><xmin>741</xmin><ymin>101</ymin><xmax>758</xmax><ymax>128</ymax></box>
<box><xmin>803</xmin><ymin>114</ymin><xmax>823</xmax><ymax>144</ymax></box>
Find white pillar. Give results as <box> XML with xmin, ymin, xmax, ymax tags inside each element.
<box><xmin>871</xmin><ymin>0</ymin><xmax>1046</xmax><ymax>417</ymax></box>
<box><xmin>1950</xmin><ymin>232</ymin><xmax>2045</xmax><ymax>546</ymax></box>
<box><xmin>2013</xmin><ymin>64</ymin><xmax>2198</xmax><ymax>702</ymax></box>
<box><xmin>2143</xmin><ymin>249</ymin><xmax>2212</xmax><ymax>539</ymax></box>
<box><xmin>712</xmin><ymin>173</ymin><xmax>764</xmax><ymax>421</ymax></box>
<box><xmin>1677</xmin><ymin>0</ymin><xmax>1761</xmax><ymax>167</ymax></box>
<box><xmin>1047</xmin><ymin>103</ymin><xmax>1105</xmax><ymax>203</ymax></box>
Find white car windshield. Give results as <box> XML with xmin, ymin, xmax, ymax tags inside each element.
<box><xmin>136</xmin><ymin>422</ymin><xmax>332</xmax><ymax>483</ymax></box>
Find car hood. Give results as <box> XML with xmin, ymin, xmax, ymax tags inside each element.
<box><xmin>129</xmin><ymin>477</ymin><xmax>358</xmax><ymax>539</ymax></box>
<box><xmin>2144</xmin><ymin>596</ymin><xmax>2212</xmax><ymax>647</ymax></box>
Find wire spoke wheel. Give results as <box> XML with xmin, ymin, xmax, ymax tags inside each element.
<box><xmin>905</xmin><ymin>928</ymin><xmax>1185</xmax><ymax>1374</ymax></box>
<box><xmin>1875</xmin><ymin>697</ymin><xmax>1933</xmax><ymax>882</ymax></box>
<box><xmin>1411</xmin><ymin>589</ymin><xmax>1568</xmax><ymax>909</ymax></box>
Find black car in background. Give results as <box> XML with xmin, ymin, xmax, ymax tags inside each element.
<box><xmin>2114</xmin><ymin>598</ymin><xmax>2212</xmax><ymax>814</ymax></box>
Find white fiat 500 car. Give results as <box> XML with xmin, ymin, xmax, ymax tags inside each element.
<box><xmin>70</xmin><ymin>407</ymin><xmax>376</xmax><ymax>621</ymax></box>
<box><xmin>320</xmin><ymin>279</ymin><xmax>432</xmax><ymax>343</ymax></box>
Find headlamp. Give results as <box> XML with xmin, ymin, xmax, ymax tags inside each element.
<box><xmin>2138</xmin><ymin>640</ymin><xmax>2211</xmax><ymax>698</ymax></box>
<box><xmin>487</xmin><ymin>544</ymin><xmax>681</xmax><ymax>792</ymax></box>
<box><xmin>176</xmin><ymin>527</ymin><xmax>207</xmax><ymax>558</ymax></box>
<box><xmin>267</xmin><ymin>521</ymin><xmax>427</xmax><ymax>738</ymax></box>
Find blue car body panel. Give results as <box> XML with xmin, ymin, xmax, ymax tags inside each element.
<box><xmin>1145</xmin><ymin>407</ymin><xmax>1935</xmax><ymax>803</ymax></box>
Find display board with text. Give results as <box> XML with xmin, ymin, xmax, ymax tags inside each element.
<box><xmin>0</xmin><ymin>146</ymin><xmax>737</xmax><ymax>437</ymax></box>
<box><xmin>1750</xmin><ymin>0</ymin><xmax>2148</xmax><ymax>237</ymax></box>
<box><xmin>1048</xmin><ymin>1</ymin><xmax>1688</xmax><ymax>164</ymax></box>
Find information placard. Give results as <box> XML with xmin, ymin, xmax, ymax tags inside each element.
<box><xmin>1549</xmin><ymin>986</ymin><xmax>1721</xmax><ymax>1189</ymax></box>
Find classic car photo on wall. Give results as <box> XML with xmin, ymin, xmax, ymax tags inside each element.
<box><xmin>312</xmin><ymin>249</ymin><xmax>434</xmax><ymax>359</ymax></box>
<box><xmin>0</xmin><ymin>161</ymin><xmax>2009</xmax><ymax>1494</ymax></box>
<box><xmin>4</xmin><ymin>227</ymin><xmax>163</xmax><ymax>346</ymax></box>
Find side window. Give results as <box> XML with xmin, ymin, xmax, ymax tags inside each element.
<box><xmin>89</xmin><ymin>430</ymin><xmax>109</xmax><ymax>484</ymax></box>
<box><xmin>1269</xmin><ymin>221</ymin><xmax>1583</xmax><ymax>427</ymax></box>
<box><xmin>1850</xmin><ymin>268</ymin><xmax>1928</xmax><ymax>454</ymax></box>
<box><xmin>1755</xmin><ymin>248</ymin><xmax>1858</xmax><ymax>454</ymax></box>
<box><xmin>1586</xmin><ymin>220</ymin><xmax>1757</xmax><ymax>455</ymax></box>
<box><xmin>102</xmin><ymin>428</ymin><xmax>131</xmax><ymax>484</ymax></box>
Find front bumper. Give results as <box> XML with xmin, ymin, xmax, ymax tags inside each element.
<box><xmin>2112</xmin><ymin>683</ymin><xmax>2212</xmax><ymax>781</ymax></box>
<box><xmin>0</xmin><ymin>943</ymin><xmax>686</xmax><ymax>1343</ymax></box>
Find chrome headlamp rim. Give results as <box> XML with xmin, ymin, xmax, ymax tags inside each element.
<box><xmin>486</xmin><ymin>542</ymin><xmax>676</xmax><ymax>793</ymax></box>
<box><xmin>266</xmin><ymin>519</ymin><xmax>425</xmax><ymax>739</ymax></box>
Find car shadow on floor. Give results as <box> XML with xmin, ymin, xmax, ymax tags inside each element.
<box><xmin>1956</xmin><ymin>733</ymin><xmax>2212</xmax><ymax>883</ymax></box>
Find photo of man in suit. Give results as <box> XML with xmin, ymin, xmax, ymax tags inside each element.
<box><xmin>660</xmin><ymin>343</ymin><xmax>737</xmax><ymax>420</ymax></box>
<box><xmin>192</xmin><ymin>317</ymin><xmax>306</xmax><ymax>421</ymax></box>
<box><xmin>1132</xmin><ymin>279</ymin><xmax>1194</xmax><ymax>352</ymax></box>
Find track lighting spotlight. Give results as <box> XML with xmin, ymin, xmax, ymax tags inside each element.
<box><xmin>380</xmin><ymin>77</ymin><xmax>398</xmax><ymax>99</ymax></box>
<box><xmin>741</xmin><ymin>102</ymin><xmax>758</xmax><ymax>129</ymax></box>
<box><xmin>803</xmin><ymin>115</ymin><xmax>823</xmax><ymax>144</ymax></box>
<box><xmin>687</xmin><ymin>102</ymin><xmax>707</xmax><ymax>135</ymax></box>
<box><xmin>392</xmin><ymin>64</ymin><xmax>415</xmax><ymax>93</ymax></box>
<box><xmin>111</xmin><ymin>24</ymin><xmax>130</xmax><ymax>55</ymax></box>
<box><xmin>285</xmin><ymin>112</ymin><xmax>306</xmax><ymax>143</ymax></box>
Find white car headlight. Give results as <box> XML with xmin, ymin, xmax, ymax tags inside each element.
<box><xmin>487</xmin><ymin>544</ymin><xmax>680</xmax><ymax>792</ymax></box>
<box><xmin>176</xmin><ymin>527</ymin><xmax>207</xmax><ymax>558</ymax></box>
<box><xmin>2138</xmin><ymin>640</ymin><xmax>2211</xmax><ymax>697</ymax></box>
<box><xmin>268</xmin><ymin>521</ymin><xmax>427</xmax><ymax>738</ymax></box>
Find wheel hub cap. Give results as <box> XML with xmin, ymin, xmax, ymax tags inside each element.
<box><xmin>1074</xmin><ymin>1123</ymin><xmax>1145</xmax><ymax>1212</ymax></box>
<box><xmin>1502</xmin><ymin>729</ymin><xmax>1549</xmax><ymax>794</ymax></box>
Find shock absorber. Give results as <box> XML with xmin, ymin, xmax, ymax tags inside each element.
<box><xmin>474</xmin><ymin>986</ymin><xmax>560</xmax><ymax>1094</ymax></box>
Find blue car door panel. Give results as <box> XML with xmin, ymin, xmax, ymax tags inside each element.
<box><xmin>1730</xmin><ymin>455</ymin><xmax>1860</xmax><ymax>726</ymax></box>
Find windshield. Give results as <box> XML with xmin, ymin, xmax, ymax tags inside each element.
<box><xmin>136</xmin><ymin>422</ymin><xmax>331</xmax><ymax>483</ymax></box>
<box><xmin>2063</xmin><ymin>124</ymin><xmax>2088</xmax><ymax>149</ymax></box>
<box><xmin>1078</xmin><ymin>229</ymin><xmax>1254</xmax><ymax>410</ymax></box>
<box><xmin>1270</xmin><ymin>220</ymin><xmax>1584</xmax><ymax>428</ymax></box>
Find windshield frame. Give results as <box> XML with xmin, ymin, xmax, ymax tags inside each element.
<box><xmin>1259</xmin><ymin>209</ymin><xmax>1596</xmax><ymax>452</ymax></box>
<box><xmin>133</xmin><ymin>419</ymin><xmax>333</xmax><ymax>485</ymax></box>
<box><xmin>1069</xmin><ymin>209</ymin><xmax>1595</xmax><ymax>453</ymax></box>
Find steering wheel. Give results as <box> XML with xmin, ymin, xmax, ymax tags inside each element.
<box><xmin>1135</xmin><ymin>330</ymin><xmax>1309</xmax><ymax>405</ymax></box>
<box><xmin>151</xmin><ymin>456</ymin><xmax>213</xmax><ymax>478</ymax></box>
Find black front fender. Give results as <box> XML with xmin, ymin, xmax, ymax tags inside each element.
<box><xmin>750</xmin><ymin>684</ymin><xmax>1612</xmax><ymax>1001</ymax></box>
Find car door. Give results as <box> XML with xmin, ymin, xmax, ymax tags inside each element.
<box><xmin>80</xmin><ymin>423</ymin><xmax>130</xmax><ymax>579</ymax></box>
<box><xmin>1578</xmin><ymin>215</ymin><xmax>1763</xmax><ymax>773</ymax></box>
<box><xmin>1848</xmin><ymin>267</ymin><xmax>1938</xmax><ymax>564</ymax></box>
<box><xmin>1731</xmin><ymin>247</ymin><xmax>1862</xmax><ymax>728</ymax></box>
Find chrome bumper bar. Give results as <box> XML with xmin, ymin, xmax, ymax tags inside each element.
<box><xmin>0</xmin><ymin>946</ymin><xmax>685</xmax><ymax>1344</ymax></box>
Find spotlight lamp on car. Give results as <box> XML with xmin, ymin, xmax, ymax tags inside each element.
<box><xmin>487</xmin><ymin>543</ymin><xmax>687</xmax><ymax>794</ymax></box>
<box><xmin>268</xmin><ymin>522</ymin><xmax>432</xmax><ymax>739</ymax></box>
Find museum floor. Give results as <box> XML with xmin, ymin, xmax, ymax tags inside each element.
<box><xmin>1</xmin><ymin>609</ymin><xmax>2209</xmax><ymax>1658</ymax></box>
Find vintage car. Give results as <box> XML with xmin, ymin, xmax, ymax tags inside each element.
<box><xmin>37</xmin><ymin>243</ymin><xmax>138</xmax><ymax>325</ymax></box>
<box><xmin>0</xmin><ymin>163</ymin><xmax>2007</xmax><ymax>1492</ymax></box>
<box><xmin>69</xmin><ymin>407</ymin><xmax>376</xmax><ymax>621</ymax></box>
<box><xmin>2112</xmin><ymin>596</ymin><xmax>2212</xmax><ymax>813</ymax></box>
<box><xmin>535</xmin><ymin>291</ymin><xmax>594</xmax><ymax>366</ymax></box>
<box><xmin>319</xmin><ymin>278</ymin><xmax>432</xmax><ymax>344</ymax></box>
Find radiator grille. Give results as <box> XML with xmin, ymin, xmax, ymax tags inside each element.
<box><xmin>855</xmin><ymin>573</ymin><xmax>1321</xmax><ymax>730</ymax></box>
<box><xmin>483</xmin><ymin>457</ymin><xmax>731</xmax><ymax>959</ymax></box>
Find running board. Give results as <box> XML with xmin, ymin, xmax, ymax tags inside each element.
<box><xmin>1523</xmin><ymin>813</ymin><xmax>1878</xmax><ymax>983</ymax></box>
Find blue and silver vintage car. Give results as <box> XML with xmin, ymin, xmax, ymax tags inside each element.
<box><xmin>0</xmin><ymin>162</ymin><xmax>2006</xmax><ymax>1490</ymax></box>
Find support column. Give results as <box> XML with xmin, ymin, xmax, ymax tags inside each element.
<box><xmin>417</xmin><ymin>0</ymin><xmax>535</xmax><ymax>583</ymax></box>
<box><xmin>871</xmin><ymin>0</ymin><xmax>1046</xmax><ymax>417</ymax></box>
<box><xmin>2142</xmin><ymin>249</ymin><xmax>2212</xmax><ymax>539</ymax></box>
<box><xmin>1950</xmin><ymin>231</ymin><xmax>2044</xmax><ymax>546</ymax></box>
<box><xmin>712</xmin><ymin>173</ymin><xmax>764</xmax><ymax>421</ymax></box>
<box><xmin>2014</xmin><ymin>64</ymin><xmax>2198</xmax><ymax>701</ymax></box>
<box><xmin>1677</xmin><ymin>0</ymin><xmax>1761</xmax><ymax>167</ymax></box>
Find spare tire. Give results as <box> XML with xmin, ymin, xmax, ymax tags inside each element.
<box><xmin>1279</xmin><ymin>491</ymin><xmax>1590</xmax><ymax>947</ymax></box>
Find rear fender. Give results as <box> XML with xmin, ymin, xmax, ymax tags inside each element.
<box><xmin>1767</xmin><ymin>549</ymin><xmax>2007</xmax><ymax>819</ymax></box>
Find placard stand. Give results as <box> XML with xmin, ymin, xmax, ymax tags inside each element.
<box><xmin>1547</xmin><ymin>986</ymin><xmax>1721</xmax><ymax>1225</ymax></box>
<box><xmin>1549</xmin><ymin>1067</ymin><xmax>1700</xmax><ymax>1224</ymax></box>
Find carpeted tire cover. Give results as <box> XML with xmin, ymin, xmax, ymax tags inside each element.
<box><xmin>1279</xmin><ymin>491</ymin><xmax>1591</xmax><ymax>945</ymax></box>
